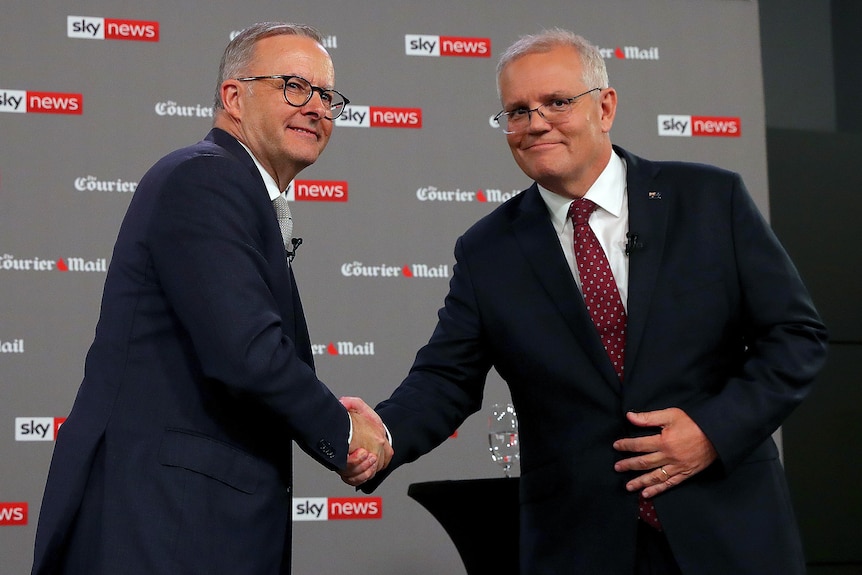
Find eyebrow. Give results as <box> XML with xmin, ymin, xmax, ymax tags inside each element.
<box><xmin>506</xmin><ymin>91</ymin><xmax>571</xmax><ymax>108</ymax></box>
<box><xmin>271</xmin><ymin>73</ymin><xmax>336</xmax><ymax>91</ymax></box>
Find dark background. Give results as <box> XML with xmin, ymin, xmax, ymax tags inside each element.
<box><xmin>760</xmin><ymin>1</ymin><xmax>862</xmax><ymax>572</ymax></box>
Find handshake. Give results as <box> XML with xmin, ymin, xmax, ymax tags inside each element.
<box><xmin>339</xmin><ymin>396</ymin><xmax>394</xmax><ymax>487</ymax></box>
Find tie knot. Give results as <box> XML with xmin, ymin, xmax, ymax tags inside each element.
<box><xmin>272</xmin><ymin>195</ymin><xmax>293</xmax><ymax>258</ymax></box>
<box><xmin>272</xmin><ymin>195</ymin><xmax>291</xmax><ymax>220</ymax></box>
<box><xmin>568</xmin><ymin>198</ymin><xmax>597</xmax><ymax>226</ymax></box>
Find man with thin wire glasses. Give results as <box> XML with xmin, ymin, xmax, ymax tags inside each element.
<box><xmin>346</xmin><ymin>28</ymin><xmax>826</xmax><ymax>575</ymax></box>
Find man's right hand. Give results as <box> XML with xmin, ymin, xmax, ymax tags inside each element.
<box><xmin>340</xmin><ymin>396</ymin><xmax>393</xmax><ymax>486</ymax></box>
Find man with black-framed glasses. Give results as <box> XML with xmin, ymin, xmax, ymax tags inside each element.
<box><xmin>31</xmin><ymin>21</ymin><xmax>389</xmax><ymax>575</ymax></box>
<box><xmin>345</xmin><ymin>28</ymin><xmax>826</xmax><ymax>575</ymax></box>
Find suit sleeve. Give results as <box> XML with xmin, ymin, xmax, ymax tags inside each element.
<box><xmin>361</xmin><ymin>235</ymin><xmax>493</xmax><ymax>491</ymax></box>
<box><xmin>146</xmin><ymin>154</ymin><xmax>350</xmax><ymax>470</ymax></box>
<box><xmin>686</xmin><ymin>173</ymin><xmax>827</xmax><ymax>472</ymax></box>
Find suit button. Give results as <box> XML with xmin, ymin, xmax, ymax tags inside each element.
<box><xmin>318</xmin><ymin>439</ymin><xmax>335</xmax><ymax>458</ymax></box>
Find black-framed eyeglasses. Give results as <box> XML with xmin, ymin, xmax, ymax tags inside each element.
<box><xmin>493</xmin><ymin>87</ymin><xmax>602</xmax><ymax>134</ymax></box>
<box><xmin>235</xmin><ymin>74</ymin><xmax>350</xmax><ymax>120</ymax></box>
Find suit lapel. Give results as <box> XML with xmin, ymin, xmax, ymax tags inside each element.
<box><xmin>510</xmin><ymin>184</ymin><xmax>622</xmax><ymax>391</ymax></box>
<box><xmin>615</xmin><ymin>147</ymin><xmax>669</xmax><ymax>386</ymax></box>
<box><xmin>204</xmin><ymin>128</ymin><xmax>314</xmax><ymax>370</ymax></box>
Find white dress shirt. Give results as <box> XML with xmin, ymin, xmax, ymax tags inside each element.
<box><xmin>238</xmin><ymin>141</ymin><xmax>287</xmax><ymax>202</ymax></box>
<box><xmin>537</xmin><ymin>151</ymin><xmax>630</xmax><ymax>310</ymax></box>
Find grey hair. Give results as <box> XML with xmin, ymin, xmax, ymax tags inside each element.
<box><xmin>213</xmin><ymin>22</ymin><xmax>325</xmax><ymax>110</ymax></box>
<box><xmin>496</xmin><ymin>28</ymin><xmax>608</xmax><ymax>99</ymax></box>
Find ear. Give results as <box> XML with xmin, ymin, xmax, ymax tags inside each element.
<box><xmin>220</xmin><ymin>79</ymin><xmax>243</xmax><ymax>119</ymax></box>
<box><xmin>599</xmin><ymin>87</ymin><xmax>617</xmax><ymax>133</ymax></box>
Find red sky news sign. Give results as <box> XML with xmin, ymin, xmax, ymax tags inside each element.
<box><xmin>335</xmin><ymin>106</ymin><xmax>422</xmax><ymax>128</ymax></box>
<box><xmin>292</xmin><ymin>497</ymin><xmax>382</xmax><ymax>521</ymax></box>
<box><xmin>287</xmin><ymin>180</ymin><xmax>348</xmax><ymax>202</ymax></box>
<box><xmin>0</xmin><ymin>503</ymin><xmax>28</xmax><ymax>526</ymax></box>
<box><xmin>15</xmin><ymin>417</ymin><xmax>66</xmax><ymax>441</ymax></box>
<box><xmin>67</xmin><ymin>16</ymin><xmax>159</xmax><ymax>41</ymax></box>
<box><xmin>0</xmin><ymin>90</ymin><xmax>82</xmax><ymax>114</ymax></box>
<box><xmin>657</xmin><ymin>115</ymin><xmax>741</xmax><ymax>137</ymax></box>
<box><xmin>405</xmin><ymin>34</ymin><xmax>491</xmax><ymax>57</ymax></box>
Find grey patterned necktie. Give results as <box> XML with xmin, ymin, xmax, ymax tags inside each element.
<box><xmin>272</xmin><ymin>194</ymin><xmax>293</xmax><ymax>258</ymax></box>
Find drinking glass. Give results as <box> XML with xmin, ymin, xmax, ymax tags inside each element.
<box><xmin>488</xmin><ymin>403</ymin><xmax>519</xmax><ymax>477</ymax></box>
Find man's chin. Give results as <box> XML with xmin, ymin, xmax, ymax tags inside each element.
<box><xmin>525</xmin><ymin>167</ymin><xmax>563</xmax><ymax>186</ymax></box>
<box><xmin>288</xmin><ymin>149</ymin><xmax>323</xmax><ymax>171</ymax></box>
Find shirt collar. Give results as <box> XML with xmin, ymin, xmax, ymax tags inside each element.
<box><xmin>237</xmin><ymin>141</ymin><xmax>286</xmax><ymax>202</ymax></box>
<box><xmin>538</xmin><ymin>150</ymin><xmax>627</xmax><ymax>233</ymax></box>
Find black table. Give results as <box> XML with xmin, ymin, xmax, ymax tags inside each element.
<box><xmin>407</xmin><ymin>478</ymin><xmax>520</xmax><ymax>575</ymax></box>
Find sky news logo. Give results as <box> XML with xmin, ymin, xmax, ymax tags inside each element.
<box><xmin>658</xmin><ymin>115</ymin><xmax>741</xmax><ymax>137</ymax></box>
<box><xmin>15</xmin><ymin>417</ymin><xmax>66</xmax><ymax>441</ymax></box>
<box><xmin>0</xmin><ymin>90</ymin><xmax>82</xmax><ymax>115</ymax></box>
<box><xmin>293</xmin><ymin>497</ymin><xmax>382</xmax><ymax>521</ymax></box>
<box><xmin>405</xmin><ymin>34</ymin><xmax>491</xmax><ymax>57</ymax></box>
<box><xmin>68</xmin><ymin>16</ymin><xmax>159</xmax><ymax>41</ymax></box>
<box><xmin>286</xmin><ymin>180</ymin><xmax>348</xmax><ymax>202</ymax></box>
<box><xmin>0</xmin><ymin>503</ymin><xmax>28</xmax><ymax>526</ymax></box>
<box><xmin>336</xmin><ymin>105</ymin><xmax>422</xmax><ymax>129</ymax></box>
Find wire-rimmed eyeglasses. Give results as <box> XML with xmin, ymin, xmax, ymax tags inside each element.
<box><xmin>493</xmin><ymin>87</ymin><xmax>602</xmax><ymax>134</ymax></box>
<box><xmin>235</xmin><ymin>74</ymin><xmax>350</xmax><ymax>120</ymax></box>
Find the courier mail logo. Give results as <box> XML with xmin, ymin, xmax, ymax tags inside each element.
<box><xmin>15</xmin><ymin>417</ymin><xmax>66</xmax><ymax>441</ymax></box>
<box><xmin>67</xmin><ymin>15</ymin><xmax>159</xmax><ymax>41</ymax></box>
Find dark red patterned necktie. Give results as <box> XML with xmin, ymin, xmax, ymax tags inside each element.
<box><xmin>569</xmin><ymin>198</ymin><xmax>626</xmax><ymax>378</ymax></box>
<box><xmin>569</xmin><ymin>198</ymin><xmax>661</xmax><ymax>530</ymax></box>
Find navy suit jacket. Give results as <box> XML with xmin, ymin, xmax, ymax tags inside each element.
<box><xmin>363</xmin><ymin>146</ymin><xmax>827</xmax><ymax>574</ymax></box>
<box><xmin>32</xmin><ymin>129</ymin><xmax>350</xmax><ymax>575</ymax></box>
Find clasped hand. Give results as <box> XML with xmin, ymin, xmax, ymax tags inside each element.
<box><xmin>339</xmin><ymin>396</ymin><xmax>393</xmax><ymax>487</ymax></box>
<box><xmin>613</xmin><ymin>408</ymin><xmax>718</xmax><ymax>498</ymax></box>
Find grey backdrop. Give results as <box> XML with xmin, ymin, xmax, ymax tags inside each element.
<box><xmin>2</xmin><ymin>1</ymin><xmax>769</xmax><ymax>573</ymax></box>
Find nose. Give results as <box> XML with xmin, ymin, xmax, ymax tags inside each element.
<box><xmin>526</xmin><ymin>107</ymin><xmax>551</xmax><ymax>131</ymax></box>
<box><xmin>302</xmin><ymin>89</ymin><xmax>328</xmax><ymax>118</ymax></box>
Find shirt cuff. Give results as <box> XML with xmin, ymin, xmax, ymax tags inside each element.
<box><xmin>346</xmin><ymin>413</ymin><xmax>393</xmax><ymax>448</ymax></box>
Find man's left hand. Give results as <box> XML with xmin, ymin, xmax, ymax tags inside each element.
<box><xmin>613</xmin><ymin>408</ymin><xmax>718</xmax><ymax>498</ymax></box>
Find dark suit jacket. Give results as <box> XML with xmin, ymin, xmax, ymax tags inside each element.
<box><xmin>31</xmin><ymin>129</ymin><xmax>350</xmax><ymax>575</ymax></box>
<box><xmin>363</xmin><ymin>146</ymin><xmax>827</xmax><ymax>574</ymax></box>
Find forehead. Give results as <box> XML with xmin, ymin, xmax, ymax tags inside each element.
<box><xmin>252</xmin><ymin>35</ymin><xmax>334</xmax><ymax>82</ymax></box>
<box><xmin>499</xmin><ymin>46</ymin><xmax>585</xmax><ymax>103</ymax></box>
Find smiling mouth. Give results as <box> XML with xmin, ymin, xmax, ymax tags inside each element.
<box><xmin>289</xmin><ymin>126</ymin><xmax>318</xmax><ymax>138</ymax></box>
<box><xmin>523</xmin><ymin>141</ymin><xmax>558</xmax><ymax>151</ymax></box>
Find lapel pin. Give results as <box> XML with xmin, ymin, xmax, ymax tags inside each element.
<box><xmin>648</xmin><ymin>191</ymin><xmax>662</xmax><ymax>200</ymax></box>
